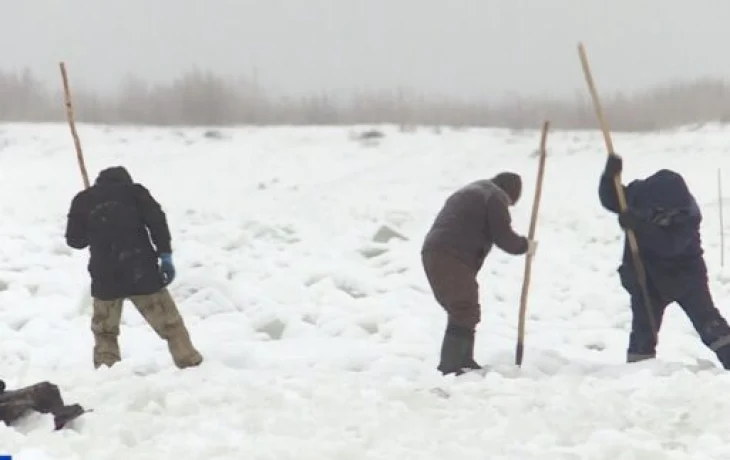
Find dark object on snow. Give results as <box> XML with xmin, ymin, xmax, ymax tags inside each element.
<box><xmin>358</xmin><ymin>130</ymin><xmax>384</xmax><ymax>140</ymax></box>
<box><xmin>599</xmin><ymin>154</ymin><xmax>730</xmax><ymax>367</ymax></box>
<box><xmin>0</xmin><ymin>379</ymin><xmax>86</xmax><ymax>430</ymax></box>
<box><xmin>65</xmin><ymin>166</ymin><xmax>173</xmax><ymax>300</ymax></box>
<box><xmin>421</xmin><ymin>174</ymin><xmax>532</xmax><ymax>375</ymax></box>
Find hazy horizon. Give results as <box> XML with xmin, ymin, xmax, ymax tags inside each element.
<box><xmin>2</xmin><ymin>0</ymin><xmax>730</xmax><ymax>101</ymax></box>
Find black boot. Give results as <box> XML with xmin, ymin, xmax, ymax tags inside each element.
<box><xmin>462</xmin><ymin>334</ymin><xmax>482</xmax><ymax>371</ymax></box>
<box><xmin>714</xmin><ymin>344</ymin><xmax>730</xmax><ymax>370</ymax></box>
<box><xmin>437</xmin><ymin>323</ymin><xmax>473</xmax><ymax>376</ymax></box>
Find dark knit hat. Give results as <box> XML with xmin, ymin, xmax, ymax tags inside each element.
<box><xmin>95</xmin><ymin>166</ymin><xmax>133</xmax><ymax>186</ymax></box>
<box><xmin>491</xmin><ymin>172</ymin><xmax>522</xmax><ymax>204</ymax></box>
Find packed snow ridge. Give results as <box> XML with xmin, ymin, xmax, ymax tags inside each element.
<box><xmin>1</xmin><ymin>122</ymin><xmax>730</xmax><ymax>459</ymax></box>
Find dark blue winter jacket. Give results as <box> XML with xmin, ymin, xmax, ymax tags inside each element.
<box><xmin>599</xmin><ymin>168</ymin><xmax>707</xmax><ymax>299</ymax></box>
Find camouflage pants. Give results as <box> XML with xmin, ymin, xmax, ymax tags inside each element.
<box><xmin>91</xmin><ymin>288</ymin><xmax>203</xmax><ymax>369</ymax></box>
<box><xmin>0</xmin><ymin>382</ymin><xmax>63</xmax><ymax>425</ymax></box>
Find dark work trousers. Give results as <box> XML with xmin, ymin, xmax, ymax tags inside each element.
<box><xmin>421</xmin><ymin>250</ymin><xmax>481</xmax><ymax>330</ymax></box>
<box><xmin>623</xmin><ymin>267</ymin><xmax>730</xmax><ymax>366</ymax></box>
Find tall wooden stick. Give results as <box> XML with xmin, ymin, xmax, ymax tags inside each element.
<box><xmin>720</xmin><ymin>168</ymin><xmax>725</xmax><ymax>268</ymax></box>
<box><xmin>515</xmin><ymin>120</ymin><xmax>549</xmax><ymax>366</ymax></box>
<box><xmin>577</xmin><ymin>42</ymin><xmax>658</xmax><ymax>342</ymax></box>
<box><xmin>59</xmin><ymin>62</ymin><xmax>90</xmax><ymax>189</ymax></box>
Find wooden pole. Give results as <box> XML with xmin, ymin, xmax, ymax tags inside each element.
<box><xmin>577</xmin><ymin>42</ymin><xmax>658</xmax><ymax>342</ymax></box>
<box><xmin>720</xmin><ymin>168</ymin><xmax>725</xmax><ymax>268</ymax></box>
<box><xmin>515</xmin><ymin>120</ymin><xmax>550</xmax><ymax>366</ymax></box>
<box><xmin>59</xmin><ymin>61</ymin><xmax>90</xmax><ymax>189</ymax></box>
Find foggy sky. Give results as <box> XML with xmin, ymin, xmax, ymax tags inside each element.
<box><xmin>2</xmin><ymin>0</ymin><xmax>729</xmax><ymax>101</ymax></box>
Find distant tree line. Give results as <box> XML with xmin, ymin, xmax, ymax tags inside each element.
<box><xmin>2</xmin><ymin>67</ymin><xmax>730</xmax><ymax>131</ymax></box>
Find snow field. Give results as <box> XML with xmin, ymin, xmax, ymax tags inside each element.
<box><xmin>0</xmin><ymin>123</ymin><xmax>730</xmax><ymax>458</ymax></box>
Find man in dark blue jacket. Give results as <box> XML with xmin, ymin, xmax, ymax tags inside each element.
<box><xmin>599</xmin><ymin>153</ymin><xmax>730</xmax><ymax>367</ymax></box>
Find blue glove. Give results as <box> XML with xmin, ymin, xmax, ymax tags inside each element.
<box><xmin>159</xmin><ymin>253</ymin><xmax>175</xmax><ymax>286</ymax></box>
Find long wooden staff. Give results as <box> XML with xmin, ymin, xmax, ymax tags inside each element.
<box><xmin>59</xmin><ymin>62</ymin><xmax>90</xmax><ymax>189</ymax></box>
<box><xmin>577</xmin><ymin>43</ymin><xmax>658</xmax><ymax>342</ymax></box>
<box><xmin>515</xmin><ymin>120</ymin><xmax>549</xmax><ymax>366</ymax></box>
<box><xmin>60</xmin><ymin>62</ymin><xmax>94</xmax><ymax>315</ymax></box>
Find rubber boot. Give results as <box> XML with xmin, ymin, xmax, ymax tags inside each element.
<box><xmin>714</xmin><ymin>344</ymin><xmax>730</xmax><ymax>370</ymax></box>
<box><xmin>626</xmin><ymin>351</ymin><xmax>656</xmax><ymax>363</ymax></box>
<box><xmin>462</xmin><ymin>334</ymin><xmax>482</xmax><ymax>371</ymax></box>
<box><xmin>437</xmin><ymin>323</ymin><xmax>473</xmax><ymax>375</ymax></box>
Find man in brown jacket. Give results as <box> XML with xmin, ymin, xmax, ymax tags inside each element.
<box><xmin>422</xmin><ymin>172</ymin><xmax>537</xmax><ymax>375</ymax></box>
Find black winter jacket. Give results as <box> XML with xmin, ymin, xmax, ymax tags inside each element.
<box><xmin>65</xmin><ymin>166</ymin><xmax>172</xmax><ymax>300</ymax></box>
<box><xmin>599</xmin><ymin>165</ymin><xmax>707</xmax><ymax>300</ymax></box>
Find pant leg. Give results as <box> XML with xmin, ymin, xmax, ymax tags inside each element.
<box><xmin>627</xmin><ymin>290</ymin><xmax>669</xmax><ymax>362</ymax></box>
<box><xmin>619</xmin><ymin>264</ymin><xmax>669</xmax><ymax>362</ymax></box>
<box><xmin>421</xmin><ymin>251</ymin><xmax>480</xmax><ymax>330</ymax></box>
<box><xmin>422</xmin><ymin>250</ymin><xmax>482</xmax><ymax>374</ymax></box>
<box><xmin>675</xmin><ymin>282</ymin><xmax>730</xmax><ymax>368</ymax></box>
<box><xmin>129</xmin><ymin>288</ymin><xmax>203</xmax><ymax>369</ymax></box>
<box><xmin>91</xmin><ymin>298</ymin><xmax>124</xmax><ymax>368</ymax></box>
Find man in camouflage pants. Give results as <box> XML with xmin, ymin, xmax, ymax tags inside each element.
<box><xmin>65</xmin><ymin>166</ymin><xmax>203</xmax><ymax>369</ymax></box>
<box><xmin>0</xmin><ymin>379</ymin><xmax>85</xmax><ymax>430</ymax></box>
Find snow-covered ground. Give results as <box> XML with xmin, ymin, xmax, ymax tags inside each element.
<box><xmin>1</xmin><ymin>122</ymin><xmax>730</xmax><ymax>459</ymax></box>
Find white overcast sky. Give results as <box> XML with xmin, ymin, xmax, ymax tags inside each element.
<box><xmin>1</xmin><ymin>0</ymin><xmax>728</xmax><ymax>101</ymax></box>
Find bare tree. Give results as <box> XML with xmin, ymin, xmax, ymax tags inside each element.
<box><xmin>1</xmin><ymin>67</ymin><xmax>730</xmax><ymax>131</ymax></box>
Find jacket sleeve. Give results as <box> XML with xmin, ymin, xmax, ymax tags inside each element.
<box><xmin>486</xmin><ymin>197</ymin><xmax>528</xmax><ymax>255</ymax></box>
<box><xmin>134</xmin><ymin>184</ymin><xmax>172</xmax><ymax>254</ymax></box>
<box><xmin>598</xmin><ymin>172</ymin><xmax>627</xmax><ymax>214</ymax></box>
<box><xmin>65</xmin><ymin>194</ymin><xmax>89</xmax><ymax>249</ymax></box>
